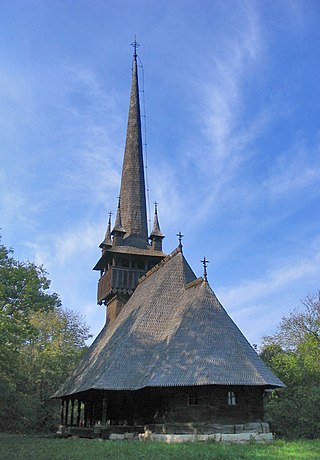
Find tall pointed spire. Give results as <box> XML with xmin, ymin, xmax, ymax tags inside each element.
<box><xmin>93</xmin><ymin>44</ymin><xmax>166</xmax><ymax>313</ymax></box>
<box><xmin>118</xmin><ymin>41</ymin><xmax>148</xmax><ymax>248</ymax></box>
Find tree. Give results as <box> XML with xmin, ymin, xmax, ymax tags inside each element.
<box><xmin>0</xmin><ymin>237</ymin><xmax>91</xmax><ymax>432</ymax></box>
<box><xmin>261</xmin><ymin>291</ymin><xmax>320</xmax><ymax>438</ymax></box>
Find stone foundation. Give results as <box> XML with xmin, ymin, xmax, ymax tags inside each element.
<box><xmin>144</xmin><ymin>432</ymin><xmax>273</xmax><ymax>443</ymax></box>
<box><xmin>61</xmin><ymin>421</ymin><xmax>272</xmax><ymax>443</ymax></box>
<box><xmin>139</xmin><ymin>422</ymin><xmax>273</xmax><ymax>443</ymax></box>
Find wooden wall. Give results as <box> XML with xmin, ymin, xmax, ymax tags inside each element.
<box><xmin>66</xmin><ymin>385</ymin><xmax>265</xmax><ymax>427</ymax></box>
<box><xmin>156</xmin><ymin>385</ymin><xmax>264</xmax><ymax>424</ymax></box>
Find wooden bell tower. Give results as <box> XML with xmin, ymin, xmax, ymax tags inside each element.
<box><xmin>93</xmin><ymin>43</ymin><xmax>165</xmax><ymax>325</ymax></box>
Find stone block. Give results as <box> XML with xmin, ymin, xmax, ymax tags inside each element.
<box><xmin>165</xmin><ymin>434</ymin><xmax>196</xmax><ymax>443</ymax></box>
<box><xmin>255</xmin><ymin>433</ymin><xmax>273</xmax><ymax>442</ymax></box>
<box><xmin>234</xmin><ymin>424</ymin><xmax>244</xmax><ymax>433</ymax></box>
<box><xmin>196</xmin><ymin>434</ymin><xmax>209</xmax><ymax>442</ymax></box>
<box><xmin>243</xmin><ymin>422</ymin><xmax>260</xmax><ymax>432</ymax></box>
<box><xmin>109</xmin><ymin>433</ymin><xmax>124</xmax><ymax>440</ymax></box>
<box><xmin>208</xmin><ymin>433</ymin><xmax>221</xmax><ymax>441</ymax></box>
<box><xmin>261</xmin><ymin>422</ymin><xmax>270</xmax><ymax>433</ymax></box>
<box><xmin>150</xmin><ymin>434</ymin><xmax>167</xmax><ymax>442</ymax></box>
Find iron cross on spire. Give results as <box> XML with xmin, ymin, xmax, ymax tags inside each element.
<box><xmin>176</xmin><ymin>231</ymin><xmax>184</xmax><ymax>248</ymax></box>
<box><xmin>131</xmin><ymin>35</ymin><xmax>140</xmax><ymax>59</ymax></box>
<box><xmin>201</xmin><ymin>257</ymin><xmax>210</xmax><ymax>282</ymax></box>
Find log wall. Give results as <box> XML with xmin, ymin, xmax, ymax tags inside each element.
<box><xmin>61</xmin><ymin>385</ymin><xmax>265</xmax><ymax>429</ymax></box>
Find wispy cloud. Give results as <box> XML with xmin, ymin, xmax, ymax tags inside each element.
<box><xmin>263</xmin><ymin>141</ymin><xmax>320</xmax><ymax>197</ymax></box>
<box><xmin>200</xmin><ymin>6</ymin><xmax>263</xmax><ymax>167</ymax></box>
<box><xmin>28</xmin><ymin>221</ymin><xmax>102</xmax><ymax>269</ymax></box>
<box><xmin>220</xmin><ymin>246</ymin><xmax>320</xmax><ymax>309</ymax></box>
<box><xmin>172</xmin><ymin>6</ymin><xmax>270</xmax><ymax>228</ymax></box>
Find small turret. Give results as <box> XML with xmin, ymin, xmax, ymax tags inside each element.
<box><xmin>99</xmin><ymin>212</ymin><xmax>112</xmax><ymax>252</ymax></box>
<box><xmin>149</xmin><ymin>202</ymin><xmax>164</xmax><ymax>251</ymax></box>
<box><xmin>111</xmin><ymin>197</ymin><xmax>126</xmax><ymax>246</ymax></box>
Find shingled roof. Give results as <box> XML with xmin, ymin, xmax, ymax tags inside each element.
<box><xmin>54</xmin><ymin>248</ymin><xmax>284</xmax><ymax>398</ymax></box>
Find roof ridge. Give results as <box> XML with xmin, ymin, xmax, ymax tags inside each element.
<box><xmin>138</xmin><ymin>246</ymin><xmax>182</xmax><ymax>285</ymax></box>
<box><xmin>185</xmin><ymin>277</ymin><xmax>204</xmax><ymax>289</ymax></box>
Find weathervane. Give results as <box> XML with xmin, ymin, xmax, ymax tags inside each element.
<box><xmin>131</xmin><ymin>35</ymin><xmax>140</xmax><ymax>59</ymax></box>
<box><xmin>176</xmin><ymin>231</ymin><xmax>184</xmax><ymax>248</ymax></box>
<box><xmin>201</xmin><ymin>257</ymin><xmax>210</xmax><ymax>282</ymax></box>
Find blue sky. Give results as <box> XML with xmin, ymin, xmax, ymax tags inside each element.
<box><xmin>1</xmin><ymin>0</ymin><xmax>320</xmax><ymax>345</ymax></box>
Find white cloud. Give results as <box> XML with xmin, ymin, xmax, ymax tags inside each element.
<box><xmin>220</xmin><ymin>247</ymin><xmax>320</xmax><ymax>309</ymax></box>
<box><xmin>264</xmin><ymin>142</ymin><xmax>320</xmax><ymax>197</ymax></box>
<box><xmin>200</xmin><ymin>7</ymin><xmax>263</xmax><ymax>166</ymax></box>
<box><xmin>28</xmin><ymin>221</ymin><xmax>102</xmax><ymax>268</ymax></box>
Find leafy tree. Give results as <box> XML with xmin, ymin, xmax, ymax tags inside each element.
<box><xmin>0</xmin><ymin>237</ymin><xmax>91</xmax><ymax>432</ymax></box>
<box><xmin>261</xmin><ymin>292</ymin><xmax>320</xmax><ymax>438</ymax></box>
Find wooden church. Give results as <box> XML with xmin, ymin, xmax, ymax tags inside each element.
<box><xmin>53</xmin><ymin>44</ymin><xmax>284</xmax><ymax>442</ymax></box>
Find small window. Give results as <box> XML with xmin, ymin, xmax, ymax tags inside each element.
<box><xmin>188</xmin><ymin>390</ymin><xmax>198</xmax><ymax>406</ymax></box>
<box><xmin>228</xmin><ymin>391</ymin><xmax>237</xmax><ymax>406</ymax></box>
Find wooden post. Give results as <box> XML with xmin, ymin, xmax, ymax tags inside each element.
<box><xmin>84</xmin><ymin>402</ymin><xmax>88</xmax><ymax>427</ymax></box>
<box><xmin>60</xmin><ymin>399</ymin><xmax>65</xmax><ymax>425</ymax></box>
<box><xmin>102</xmin><ymin>395</ymin><xmax>107</xmax><ymax>425</ymax></box>
<box><xmin>65</xmin><ymin>399</ymin><xmax>69</xmax><ymax>426</ymax></box>
<box><xmin>89</xmin><ymin>401</ymin><xmax>93</xmax><ymax>427</ymax></box>
<box><xmin>70</xmin><ymin>399</ymin><xmax>75</xmax><ymax>426</ymax></box>
<box><xmin>77</xmin><ymin>399</ymin><xmax>81</xmax><ymax>427</ymax></box>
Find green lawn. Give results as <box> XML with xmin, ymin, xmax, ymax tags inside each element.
<box><xmin>1</xmin><ymin>433</ymin><xmax>320</xmax><ymax>460</ymax></box>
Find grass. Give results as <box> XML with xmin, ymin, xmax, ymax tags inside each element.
<box><xmin>0</xmin><ymin>433</ymin><xmax>320</xmax><ymax>460</ymax></box>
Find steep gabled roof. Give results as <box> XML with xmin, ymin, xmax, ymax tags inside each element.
<box><xmin>54</xmin><ymin>249</ymin><xmax>284</xmax><ymax>397</ymax></box>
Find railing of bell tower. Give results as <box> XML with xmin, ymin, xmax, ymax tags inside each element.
<box><xmin>97</xmin><ymin>266</ymin><xmax>146</xmax><ymax>304</ymax></box>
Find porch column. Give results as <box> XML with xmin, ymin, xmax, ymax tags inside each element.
<box><xmin>89</xmin><ymin>401</ymin><xmax>93</xmax><ymax>427</ymax></box>
<box><xmin>84</xmin><ymin>402</ymin><xmax>88</xmax><ymax>427</ymax></box>
<box><xmin>60</xmin><ymin>399</ymin><xmax>65</xmax><ymax>425</ymax></box>
<box><xmin>77</xmin><ymin>399</ymin><xmax>81</xmax><ymax>427</ymax></box>
<box><xmin>65</xmin><ymin>399</ymin><xmax>69</xmax><ymax>426</ymax></box>
<box><xmin>70</xmin><ymin>399</ymin><xmax>75</xmax><ymax>426</ymax></box>
<box><xmin>102</xmin><ymin>395</ymin><xmax>108</xmax><ymax>425</ymax></box>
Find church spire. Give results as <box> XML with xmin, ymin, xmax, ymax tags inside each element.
<box><xmin>118</xmin><ymin>41</ymin><xmax>148</xmax><ymax>249</ymax></box>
